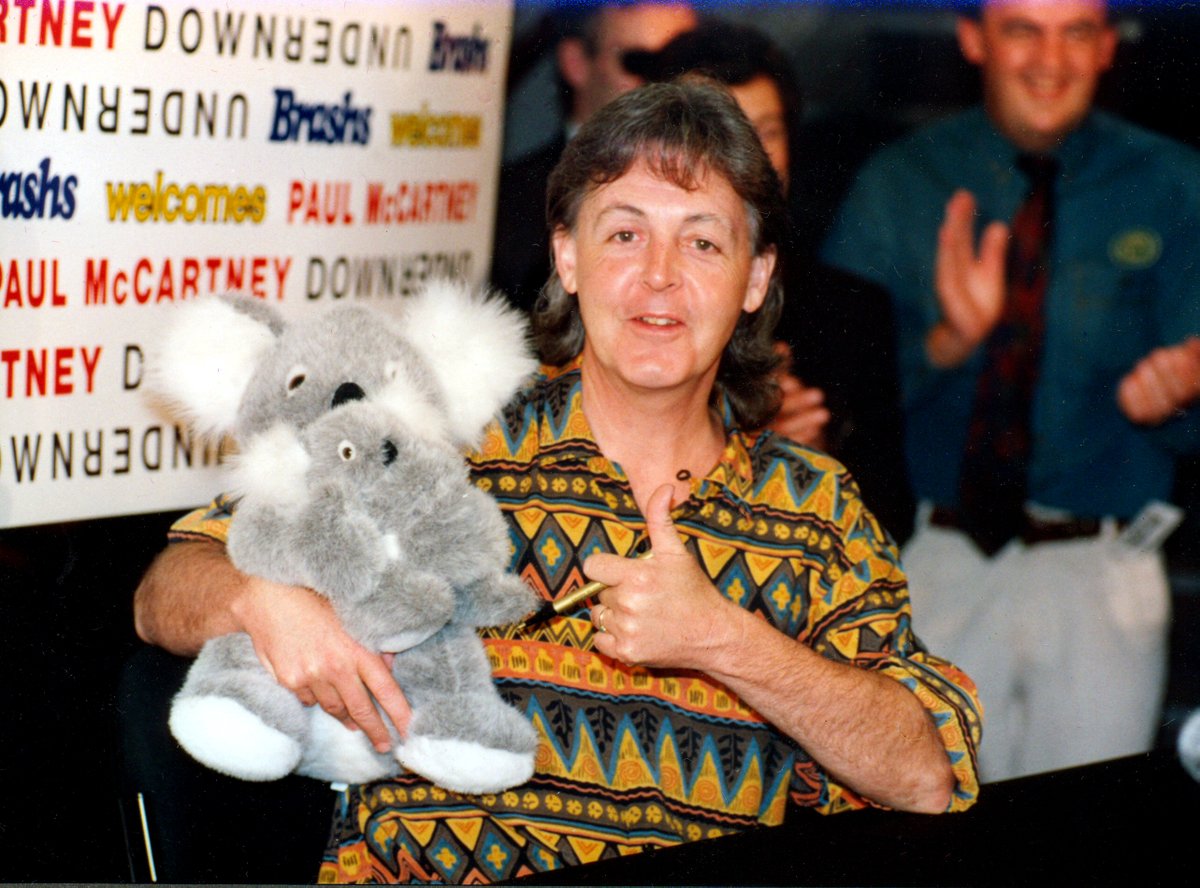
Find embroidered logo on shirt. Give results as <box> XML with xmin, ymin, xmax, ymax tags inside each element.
<box><xmin>1108</xmin><ymin>228</ymin><xmax>1162</xmax><ymax>269</ymax></box>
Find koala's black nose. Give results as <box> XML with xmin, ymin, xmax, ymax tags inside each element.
<box><xmin>331</xmin><ymin>382</ymin><xmax>366</xmax><ymax>408</ymax></box>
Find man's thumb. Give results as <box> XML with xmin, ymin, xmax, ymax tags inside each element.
<box><xmin>645</xmin><ymin>483</ymin><xmax>686</xmax><ymax>553</ymax></box>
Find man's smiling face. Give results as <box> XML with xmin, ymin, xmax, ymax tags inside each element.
<box><xmin>959</xmin><ymin>0</ymin><xmax>1118</xmax><ymax>153</ymax></box>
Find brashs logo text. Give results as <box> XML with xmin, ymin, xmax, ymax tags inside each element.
<box><xmin>1</xmin><ymin>157</ymin><xmax>77</xmax><ymax>220</ymax></box>
<box><xmin>269</xmin><ymin>88</ymin><xmax>370</xmax><ymax>145</ymax></box>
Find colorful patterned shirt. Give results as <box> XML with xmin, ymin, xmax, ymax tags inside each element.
<box><xmin>170</xmin><ymin>360</ymin><xmax>981</xmax><ymax>884</ymax></box>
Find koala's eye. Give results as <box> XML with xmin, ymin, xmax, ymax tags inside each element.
<box><xmin>338</xmin><ymin>440</ymin><xmax>357</xmax><ymax>461</ymax></box>
<box><xmin>382</xmin><ymin>439</ymin><xmax>398</xmax><ymax>466</ymax></box>
<box><xmin>286</xmin><ymin>364</ymin><xmax>308</xmax><ymax>396</ymax></box>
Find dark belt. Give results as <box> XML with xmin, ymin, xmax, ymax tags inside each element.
<box><xmin>929</xmin><ymin>506</ymin><xmax>1107</xmax><ymax>548</ymax></box>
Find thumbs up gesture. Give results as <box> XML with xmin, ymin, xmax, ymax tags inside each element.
<box><xmin>585</xmin><ymin>484</ymin><xmax>739</xmax><ymax>668</ymax></box>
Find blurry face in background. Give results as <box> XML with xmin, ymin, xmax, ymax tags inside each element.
<box><xmin>559</xmin><ymin>3</ymin><xmax>698</xmax><ymax>125</ymax></box>
<box><xmin>728</xmin><ymin>74</ymin><xmax>791</xmax><ymax>192</ymax></box>
<box><xmin>959</xmin><ymin>0</ymin><xmax>1117</xmax><ymax>153</ymax></box>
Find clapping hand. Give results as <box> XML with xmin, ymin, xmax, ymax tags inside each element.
<box><xmin>1117</xmin><ymin>336</ymin><xmax>1200</xmax><ymax>426</ymax></box>
<box><xmin>768</xmin><ymin>341</ymin><xmax>830</xmax><ymax>448</ymax></box>
<box><xmin>926</xmin><ymin>189</ymin><xmax>1011</xmax><ymax>368</ymax></box>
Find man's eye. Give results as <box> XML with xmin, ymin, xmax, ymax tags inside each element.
<box><xmin>1003</xmin><ymin>22</ymin><xmax>1038</xmax><ymax>38</ymax></box>
<box><xmin>694</xmin><ymin>239</ymin><xmax>717</xmax><ymax>251</ymax></box>
<box><xmin>613</xmin><ymin>230</ymin><xmax>636</xmax><ymax>243</ymax></box>
<box><xmin>1066</xmin><ymin>23</ymin><xmax>1099</xmax><ymax>42</ymax></box>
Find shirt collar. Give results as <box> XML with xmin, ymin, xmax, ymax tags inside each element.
<box><xmin>977</xmin><ymin>105</ymin><xmax>1099</xmax><ymax>182</ymax></box>
<box><xmin>534</xmin><ymin>358</ymin><xmax>757</xmax><ymax>504</ymax></box>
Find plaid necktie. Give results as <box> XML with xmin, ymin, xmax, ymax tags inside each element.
<box><xmin>955</xmin><ymin>154</ymin><xmax>1058</xmax><ymax>555</ymax></box>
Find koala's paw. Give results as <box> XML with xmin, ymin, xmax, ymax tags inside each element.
<box><xmin>492</xmin><ymin>573</ymin><xmax>541</xmax><ymax>623</ymax></box>
<box><xmin>377</xmin><ymin>623</ymin><xmax>443</xmax><ymax>654</ymax></box>
<box><xmin>396</xmin><ymin>735</ymin><xmax>535</xmax><ymax>795</ymax></box>
<box><xmin>458</xmin><ymin>572</ymin><xmax>540</xmax><ymax>628</ymax></box>
<box><xmin>169</xmin><ymin>695</ymin><xmax>301</xmax><ymax>781</ymax></box>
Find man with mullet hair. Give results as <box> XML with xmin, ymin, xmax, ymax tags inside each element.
<box><xmin>137</xmin><ymin>81</ymin><xmax>981</xmax><ymax>884</ymax></box>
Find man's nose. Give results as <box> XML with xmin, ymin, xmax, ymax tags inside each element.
<box><xmin>1034</xmin><ymin>33</ymin><xmax>1067</xmax><ymax>71</ymax></box>
<box><xmin>642</xmin><ymin>237</ymin><xmax>680</xmax><ymax>291</ymax></box>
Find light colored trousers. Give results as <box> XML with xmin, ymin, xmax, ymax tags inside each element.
<box><xmin>902</xmin><ymin>508</ymin><xmax>1170</xmax><ymax>783</ymax></box>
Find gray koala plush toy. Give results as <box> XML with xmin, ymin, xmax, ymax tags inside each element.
<box><xmin>149</xmin><ymin>280</ymin><xmax>540</xmax><ymax>794</ymax></box>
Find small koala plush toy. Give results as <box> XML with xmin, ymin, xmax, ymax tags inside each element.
<box><xmin>149</xmin><ymin>280</ymin><xmax>540</xmax><ymax>794</ymax></box>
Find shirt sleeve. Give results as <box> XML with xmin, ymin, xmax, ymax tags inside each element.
<box><xmin>819</xmin><ymin>157</ymin><xmax>898</xmax><ymax>291</ymax></box>
<box><xmin>1144</xmin><ymin>156</ymin><xmax>1200</xmax><ymax>455</ymax></box>
<box><xmin>803</xmin><ymin>475</ymin><xmax>982</xmax><ymax>814</ymax></box>
<box><xmin>168</xmin><ymin>494</ymin><xmax>235</xmax><ymax>544</ymax></box>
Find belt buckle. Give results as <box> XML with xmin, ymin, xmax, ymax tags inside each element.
<box><xmin>1020</xmin><ymin>514</ymin><xmax>1101</xmax><ymax>545</ymax></box>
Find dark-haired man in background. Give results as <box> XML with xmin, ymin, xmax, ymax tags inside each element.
<box><xmin>489</xmin><ymin>1</ymin><xmax>697</xmax><ymax>314</ymax></box>
<box><xmin>627</xmin><ymin>19</ymin><xmax>915</xmax><ymax>541</ymax></box>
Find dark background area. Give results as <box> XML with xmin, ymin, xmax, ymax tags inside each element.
<box><xmin>3</xmin><ymin>1</ymin><xmax>1199</xmax><ymax>882</ymax></box>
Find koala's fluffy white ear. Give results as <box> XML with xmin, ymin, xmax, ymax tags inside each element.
<box><xmin>402</xmin><ymin>280</ymin><xmax>537</xmax><ymax>445</ymax></box>
<box><xmin>227</xmin><ymin>423</ymin><xmax>311</xmax><ymax>509</ymax></box>
<box><xmin>373</xmin><ymin>365</ymin><xmax>455</xmax><ymax>449</ymax></box>
<box><xmin>147</xmin><ymin>295</ymin><xmax>282</xmax><ymax>440</ymax></box>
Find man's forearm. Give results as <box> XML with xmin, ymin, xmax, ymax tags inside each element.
<box><xmin>706</xmin><ymin>606</ymin><xmax>956</xmax><ymax>814</ymax></box>
<box><xmin>133</xmin><ymin>540</ymin><xmax>249</xmax><ymax>655</ymax></box>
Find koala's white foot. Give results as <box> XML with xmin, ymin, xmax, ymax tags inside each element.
<box><xmin>170</xmin><ymin>695</ymin><xmax>301</xmax><ymax>782</ymax></box>
<box><xmin>396</xmin><ymin>736</ymin><xmax>534</xmax><ymax>795</ymax></box>
<box><xmin>296</xmin><ymin>707</ymin><xmax>399</xmax><ymax>784</ymax></box>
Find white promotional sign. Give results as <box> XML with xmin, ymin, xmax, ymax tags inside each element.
<box><xmin>1</xmin><ymin>0</ymin><xmax>513</xmax><ymax>528</ymax></box>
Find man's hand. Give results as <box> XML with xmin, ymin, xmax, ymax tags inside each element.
<box><xmin>233</xmin><ymin>577</ymin><xmax>412</xmax><ymax>752</ymax></box>
<box><xmin>768</xmin><ymin>341</ymin><xmax>830</xmax><ymax>448</ymax></box>
<box><xmin>586</xmin><ymin>484</ymin><xmax>738</xmax><ymax>669</ymax></box>
<box><xmin>586</xmin><ymin>485</ymin><xmax>957</xmax><ymax>812</ymax></box>
<box><xmin>1117</xmin><ymin>336</ymin><xmax>1200</xmax><ymax>425</ymax></box>
<box><xmin>927</xmin><ymin>189</ymin><xmax>1010</xmax><ymax>368</ymax></box>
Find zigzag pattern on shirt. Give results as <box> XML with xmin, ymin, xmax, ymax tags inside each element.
<box><xmin>523</xmin><ymin>695</ymin><xmax>793</xmax><ymax>823</ymax></box>
<box><xmin>322</xmin><ymin>775</ymin><xmax>734</xmax><ymax>885</ymax></box>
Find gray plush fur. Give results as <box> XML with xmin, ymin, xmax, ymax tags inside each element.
<box><xmin>154</xmin><ymin>281</ymin><xmax>540</xmax><ymax>793</ymax></box>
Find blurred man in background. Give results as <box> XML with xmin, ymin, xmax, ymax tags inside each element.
<box><xmin>823</xmin><ymin>0</ymin><xmax>1200</xmax><ymax>781</ymax></box>
<box><xmin>628</xmin><ymin>19</ymin><xmax>914</xmax><ymax>540</ymax></box>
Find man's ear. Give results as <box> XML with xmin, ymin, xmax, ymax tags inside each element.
<box><xmin>1097</xmin><ymin>23</ymin><xmax>1119</xmax><ymax>72</ymax></box>
<box><xmin>956</xmin><ymin>17</ymin><xmax>986</xmax><ymax>66</ymax></box>
<box><xmin>556</xmin><ymin>37</ymin><xmax>591</xmax><ymax>92</ymax></box>
<box><xmin>551</xmin><ymin>226</ymin><xmax>578</xmax><ymax>294</ymax></box>
<box><xmin>742</xmin><ymin>247</ymin><xmax>775</xmax><ymax>314</ymax></box>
